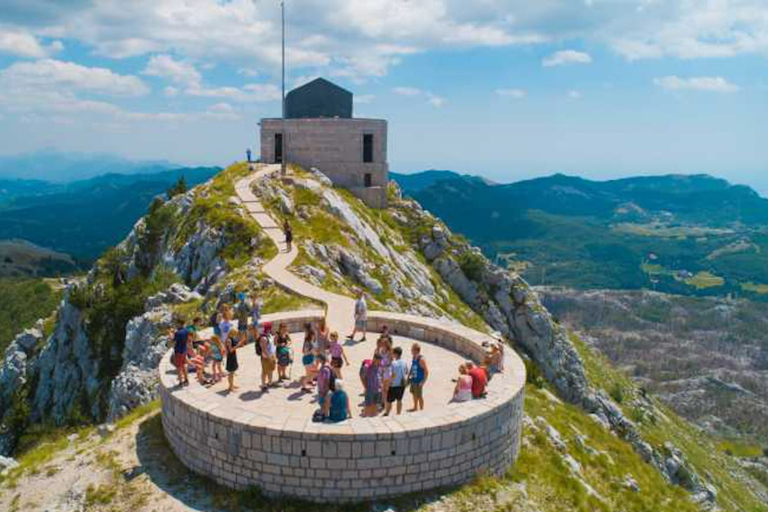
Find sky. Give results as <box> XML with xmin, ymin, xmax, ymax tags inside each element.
<box><xmin>0</xmin><ymin>0</ymin><xmax>766</xmax><ymax>193</ymax></box>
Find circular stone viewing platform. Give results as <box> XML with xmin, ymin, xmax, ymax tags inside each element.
<box><xmin>160</xmin><ymin>310</ymin><xmax>526</xmax><ymax>503</ymax></box>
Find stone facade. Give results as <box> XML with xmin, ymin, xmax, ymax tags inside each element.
<box><xmin>160</xmin><ymin>310</ymin><xmax>526</xmax><ymax>503</ymax></box>
<box><xmin>260</xmin><ymin>117</ymin><xmax>388</xmax><ymax>208</ymax></box>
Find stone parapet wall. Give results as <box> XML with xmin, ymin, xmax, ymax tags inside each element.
<box><xmin>160</xmin><ymin>310</ymin><xmax>525</xmax><ymax>503</ymax></box>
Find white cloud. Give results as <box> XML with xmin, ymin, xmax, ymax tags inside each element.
<box><xmin>393</xmin><ymin>87</ymin><xmax>423</xmax><ymax>96</ymax></box>
<box><xmin>164</xmin><ymin>86</ymin><xmax>180</xmax><ymax>97</ymax></box>
<box><xmin>567</xmin><ymin>90</ymin><xmax>583</xmax><ymax>99</ymax></box>
<box><xmin>393</xmin><ymin>86</ymin><xmax>445</xmax><ymax>108</ymax></box>
<box><xmin>186</xmin><ymin>83</ymin><xmax>280</xmax><ymax>102</ymax></box>
<box><xmin>0</xmin><ymin>59</ymin><xmax>149</xmax><ymax>96</ymax></box>
<box><xmin>496</xmin><ymin>88</ymin><xmax>527</xmax><ymax>99</ymax></box>
<box><xmin>143</xmin><ymin>54</ymin><xmax>201</xmax><ymax>87</ymax></box>
<box><xmin>653</xmin><ymin>76</ymin><xmax>740</xmax><ymax>93</ymax></box>
<box><xmin>0</xmin><ymin>29</ymin><xmax>62</xmax><ymax>58</ymax></box>
<box><xmin>543</xmin><ymin>49</ymin><xmax>592</xmax><ymax>67</ymax></box>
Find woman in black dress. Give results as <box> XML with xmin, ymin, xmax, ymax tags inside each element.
<box><xmin>226</xmin><ymin>329</ymin><xmax>246</xmax><ymax>392</ymax></box>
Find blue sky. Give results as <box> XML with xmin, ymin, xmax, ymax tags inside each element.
<box><xmin>0</xmin><ymin>0</ymin><xmax>766</xmax><ymax>193</ymax></box>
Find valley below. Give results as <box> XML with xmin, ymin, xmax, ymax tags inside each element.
<box><xmin>538</xmin><ymin>287</ymin><xmax>768</xmax><ymax>446</ymax></box>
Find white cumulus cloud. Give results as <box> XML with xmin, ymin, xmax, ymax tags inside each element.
<box><xmin>653</xmin><ymin>76</ymin><xmax>740</xmax><ymax>93</ymax></box>
<box><xmin>543</xmin><ymin>49</ymin><xmax>592</xmax><ymax>67</ymax></box>
<box><xmin>0</xmin><ymin>29</ymin><xmax>62</xmax><ymax>58</ymax></box>
<box><xmin>0</xmin><ymin>59</ymin><xmax>149</xmax><ymax>96</ymax></box>
<box><xmin>143</xmin><ymin>54</ymin><xmax>202</xmax><ymax>87</ymax></box>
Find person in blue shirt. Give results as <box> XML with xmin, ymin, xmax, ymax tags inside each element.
<box><xmin>170</xmin><ymin>318</ymin><xmax>191</xmax><ymax>386</ymax></box>
<box><xmin>323</xmin><ymin>379</ymin><xmax>351</xmax><ymax>422</ymax></box>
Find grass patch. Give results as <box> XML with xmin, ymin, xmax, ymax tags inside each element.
<box><xmin>84</xmin><ymin>483</ymin><xmax>117</xmax><ymax>509</ymax></box>
<box><xmin>741</xmin><ymin>281</ymin><xmax>768</xmax><ymax>295</ymax></box>
<box><xmin>717</xmin><ymin>440</ymin><xmax>764</xmax><ymax>458</ymax></box>
<box><xmin>683</xmin><ymin>271</ymin><xmax>725</xmax><ymax>289</ymax></box>
<box><xmin>114</xmin><ymin>400</ymin><xmax>161</xmax><ymax>431</ymax></box>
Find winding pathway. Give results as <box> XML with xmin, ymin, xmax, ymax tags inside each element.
<box><xmin>234</xmin><ymin>164</ymin><xmax>357</xmax><ymax>334</ymax></box>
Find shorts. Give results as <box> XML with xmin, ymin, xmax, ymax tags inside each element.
<box><xmin>261</xmin><ymin>357</ymin><xmax>276</xmax><ymax>374</ymax></box>
<box><xmin>331</xmin><ymin>356</ymin><xmax>343</xmax><ymax>368</ymax></box>
<box><xmin>364</xmin><ymin>389</ymin><xmax>381</xmax><ymax>407</ymax></box>
<box><xmin>355</xmin><ymin>319</ymin><xmax>367</xmax><ymax>331</ymax></box>
<box><xmin>174</xmin><ymin>353</ymin><xmax>187</xmax><ymax>370</ymax></box>
<box><xmin>302</xmin><ymin>353</ymin><xmax>315</xmax><ymax>366</ymax></box>
<box><xmin>387</xmin><ymin>386</ymin><xmax>405</xmax><ymax>403</ymax></box>
<box><xmin>410</xmin><ymin>382</ymin><xmax>423</xmax><ymax>400</ymax></box>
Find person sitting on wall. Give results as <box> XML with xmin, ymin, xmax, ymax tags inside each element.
<box><xmin>452</xmin><ymin>363</ymin><xmax>473</xmax><ymax>402</ymax></box>
<box><xmin>466</xmin><ymin>361</ymin><xmax>488</xmax><ymax>399</ymax></box>
<box><xmin>323</xmin><ymin>379</ymin><xmax>351</xmax><ymax>422</ymax></box>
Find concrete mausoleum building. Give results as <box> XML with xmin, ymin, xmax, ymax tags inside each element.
<box><xmin>260</xmin><ymin>77</ymin><xmax>389</xmax><ymax>208</ymax></box>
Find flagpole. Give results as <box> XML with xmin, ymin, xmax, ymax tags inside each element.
<box><xmin>281</xmin><ymin>0</ymin><xmax>286</xmax><ymax>177</ymax></box>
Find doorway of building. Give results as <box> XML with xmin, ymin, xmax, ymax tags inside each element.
<box><xmin>275</xmin><ymin>133</ymin><xmax>283</xmax><ymax>163</ymax></box>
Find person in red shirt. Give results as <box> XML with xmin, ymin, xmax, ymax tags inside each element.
<box><xmin>466</xmin><ymin>362</ymin><xmax>488</xmax><ymax>398</ymax></box>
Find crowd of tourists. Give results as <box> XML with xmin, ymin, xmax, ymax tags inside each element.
<box><xmin>170</xmin><ymin>290</ymin><xmax>504</xmax><ymax>423</ymax></box>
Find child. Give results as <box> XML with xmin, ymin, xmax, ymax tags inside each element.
<box><xmin>219</xmin><ymin>307</ymin><xmax>233</xmax><ymax>347</ymax></box>
<box><xmin>301</xmin><ymin>323</ymin><xmax>318</xmax><ymax>392</ymax></box>
<box><xmin>259</xmin><ymin>322</ymin><xmax>277</xmax><ymax>391</ymax></box>
<box><xmin>377</xmin><ymin>335</ymin><xmax>393</xmax><ymax>410</ymax></box>
<box><xmin>192</xmin><ymin>341</ymin><xmax>210</xmax><ymax>385</ymax></box>
<box><xmin>225</xmin><ymin>329</ymin><xmax>245</xmax><ymax>392</ymax></box>
<box><xmin>408</xmin><ymin>343</ymin><xmax>429</xmax><ymax>412</ymax></box>
<box><xmin>385</xmin><ymin>346</ymin><xmax>407</xmax><ymax>416</ymax></box>
<box><xmin>276</xmin><ymin>323</ymin><xmax>292</xmax><ymax>382</ymax></box>
<box><xmin>328</xmin><ymin>331</ymin><xmax>349</xmax><ymax>379</ymax></box>
<box><xmin>209</xmin><ymin>334</ymin><xmax>225</xmax><ymax>382</ymax></box>
<box><xmin>453</xmin><ymin>364</ymin><xmax>473</xmax><ymax>402</ymax></box>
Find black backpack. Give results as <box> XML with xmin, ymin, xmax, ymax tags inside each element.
<box><xmin>255</xmin><ymin>335</ymin><xmax>264</xmax><ymax>356</ymax></box>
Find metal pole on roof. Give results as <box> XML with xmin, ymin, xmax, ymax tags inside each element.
<box><xmin>281</xmin><ymin>0</ymin><xmax>286</xmax><ymax>177</ymax></box>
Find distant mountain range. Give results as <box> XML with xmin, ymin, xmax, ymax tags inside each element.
<box><xmin>393</xmin><ymin>170</ymin><xmax>768</xmax><ymax>299</ymax></box>
<box><xmin>0</xmin><ymin>166</ymin><xmax>220</xmax><ymax>272</ymax></box>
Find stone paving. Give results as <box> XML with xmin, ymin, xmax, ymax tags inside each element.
<box><xmin>168</xmin><ymin>330</ymin><xmax>477</xmax><ymax>422</ymax></box>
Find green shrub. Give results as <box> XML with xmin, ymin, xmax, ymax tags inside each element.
<box><xmin>459</xmin><ymin>251</ymin><xmax>486</xmax><ymax>282</ymax></box>
<box><xmin>609</xmin><ymin>383</ymin><xmax>625</xmax><ymax>404</ymax></box>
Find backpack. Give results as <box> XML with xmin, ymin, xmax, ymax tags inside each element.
<box><xmin>255</xmin><ymin>335</ymin><xmax>264</xmax><ymax>356</ymax></box>
<box><xmin>359</xmin><ymin>359</ymin><xmax>372</xmax><ymax>382</ymax></box>
<box><xmin>277</xmin><ymin>345</ymin><xmax>292</xmax><ymax>366</ymax></box>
